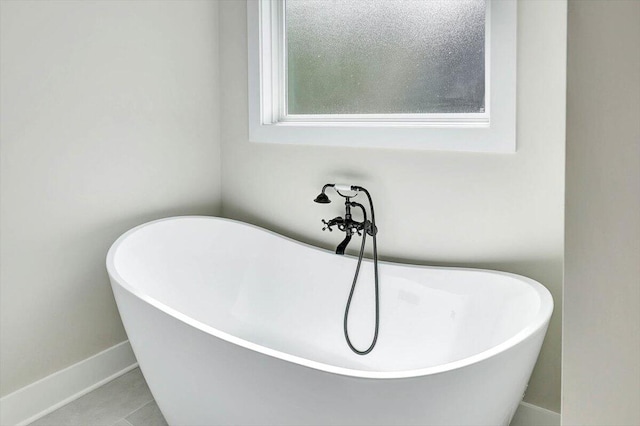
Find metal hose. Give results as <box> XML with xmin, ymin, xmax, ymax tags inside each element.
<box><xmin>343</xmin><ymin>188</ymin><xmax>379</xmax><ymax>355</ymax></box>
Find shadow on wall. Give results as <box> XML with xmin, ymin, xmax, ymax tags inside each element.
<box><xmin>223</xmin><ymin>201</ymin><xmax>560</xmax><ymax>271</ymax></box>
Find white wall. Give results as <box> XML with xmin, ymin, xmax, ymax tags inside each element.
<box><xmin>220</xmin><ymin>0</ymin><xmax>566</xmax><ymax>413</ymax></box>
<box><xmin>563</xmin><ymin>1</ymin><xmax>640</xmax><ymax>424</ymax></box>
<box><xmin>0</xmin><ymin>0</ymin><xmax>221</xmax><ymax>397</ymax></box>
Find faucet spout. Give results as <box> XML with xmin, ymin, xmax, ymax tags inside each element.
<box><xmin>335</xmin><ymin>233</ymin><xmax>352</xmax><ymax>255</ymax></box>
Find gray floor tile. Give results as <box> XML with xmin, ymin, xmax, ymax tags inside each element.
<box><xmin>126</xmin><ymin>401</ymin><xmax>168</xmax><ymax>426</ymax></box>
<box><xmin>30</xmin><ymin>368</ymin><xmax>154</xmax><ymax>426</ymax></box>
<box><xmin>112</xmin><ymin>420</ymin><xmax>134</xmax><ymax>426</ymax></box>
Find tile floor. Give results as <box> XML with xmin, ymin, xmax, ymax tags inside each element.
<box><xmin>28</xmin><ymin>368</ymin><xmax>167</xmax><ymax>426</ymax></box>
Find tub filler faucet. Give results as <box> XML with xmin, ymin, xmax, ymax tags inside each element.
<box><xmin>313</xmin><ymin>183</ymin><xmax>380</xmax><ymax>355</ymax></box>
<box><xmin>320</xmin><ymin>198</ymin><xmax>375</xmax><ymax>255</ymax></box>
<box><xmin>315</xmin><ymin>184</ymin><xmax>377</xmax><ymax>255</ymax></box>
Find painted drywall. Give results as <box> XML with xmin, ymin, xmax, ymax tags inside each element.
<box><xmin>0</xmin><ymin>0</ymin><xmax>221</xmax><ymax>396</ymax></box>
<box><xmin>563</xmin><ymin>1</ymin><xmax>640</xmax><ymax>424</ymax></box>
<box><xmin>220</xmin><ymin>0</ymin><xmax>566</xmax><ymax>413</ymax></box>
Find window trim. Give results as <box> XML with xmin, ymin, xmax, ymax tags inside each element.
<box><xmin>248</xmin><ymin>0</ymin><xmax>517</xmax><ymax>153</ymax></box>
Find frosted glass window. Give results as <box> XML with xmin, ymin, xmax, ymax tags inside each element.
<box><xmin>286</xmin><ymin>0</ymin><xmax>486</xmax><ymax>115</ymax></box>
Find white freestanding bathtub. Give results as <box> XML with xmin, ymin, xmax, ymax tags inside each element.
<box><xmin>107</xmin><ymin>216</ymin><xmax>553</xmax><ymax>426</ymax></box>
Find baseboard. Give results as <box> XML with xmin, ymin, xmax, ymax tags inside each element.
<box><xmin>511</xmin><ymin>401</ymin><xmax>561</xmax><ymax>426</ymax></box>
<box><xmin>0</xmin><ymin>340</ymin><xmax>138</xmax><ymax>426</ymax></box>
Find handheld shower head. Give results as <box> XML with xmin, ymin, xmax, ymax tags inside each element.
<box><xmin>313</xmin><ymin>183</ymin><xmax>336</xmax><ymax>203</ymax></box>
<box><xmin>313</xmin><ymin>183</ymin><xmax>360</xmax><ymax>203</ymax></box>
<box><xmin>313</xmin><ymin>192</ymin><xmax>331</xmax><ymax>203</ymax></box>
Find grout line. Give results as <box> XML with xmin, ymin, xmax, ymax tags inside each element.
<box><xmin>121</xmin><ymin>398</ymin><xmax>156</xmax><ymax>422</ymax></box>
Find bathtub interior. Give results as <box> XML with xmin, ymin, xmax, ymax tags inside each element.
<box><xmin>110</xmin><ymin>217</ymin><xmax>546</xmax><ymax>374</ymax></box>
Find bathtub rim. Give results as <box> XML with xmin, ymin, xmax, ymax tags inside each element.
<box><xmin>106</xmin><ymin>215</ymin><xmax>553</xmax><ymax>380</ymax></box>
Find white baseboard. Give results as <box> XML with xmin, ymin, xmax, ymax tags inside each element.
<box><xmin>511</xmin><ymin>401</ymin><xmax>561</xmax><ymax>426</ymax></box>
<box><xmin>0</xmin><ymin>341</ymin><xmax>138</xmax><ymax>426</ymax></box>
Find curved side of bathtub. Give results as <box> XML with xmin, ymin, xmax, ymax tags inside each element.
<box><xmin>107</xmin><ymin>216</ymin><xmax>552</xmax><ymax>426</ymax></box>
<box><xmin>111</xmin><ymin>280</ymin><xmax>548</xmax><ymax>426</ymax></box>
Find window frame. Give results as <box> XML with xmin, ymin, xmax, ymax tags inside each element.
<box><xmin>248</xmin><ymin>0</ymin><xmax>517</xmax><ymax>153</ymax></box>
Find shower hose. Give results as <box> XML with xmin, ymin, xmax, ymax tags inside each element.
<box><xmin>343</xmin><ymin>187</ymin><xmax>379</xmax><ymax>355</ymax></box>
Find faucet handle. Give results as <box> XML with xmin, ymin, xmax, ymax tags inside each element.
<box><xmin>321</xmin><ymin>219</ymin><xmax>334</xmax><ymax>232</ymax></box>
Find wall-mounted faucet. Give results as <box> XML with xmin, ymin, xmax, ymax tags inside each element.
<box><xmin>314</xmin><ymin>184</ymin><xmax>377</xmax><ymax>255</ymax></box>
<box><xmin>313</xmin><ymin>183</ymin><xmax>380</xmax><ymax>355</ymax></box>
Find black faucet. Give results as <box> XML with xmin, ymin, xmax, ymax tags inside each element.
<box><xmin>313</xmin><ymin>183</ymin><xmax>381</xmax><ymax>355</ymax></box>
<box><xmin>317</xmin><ymin>192</ymin><xmax>376</xmax><ymax>255</ymax></box>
